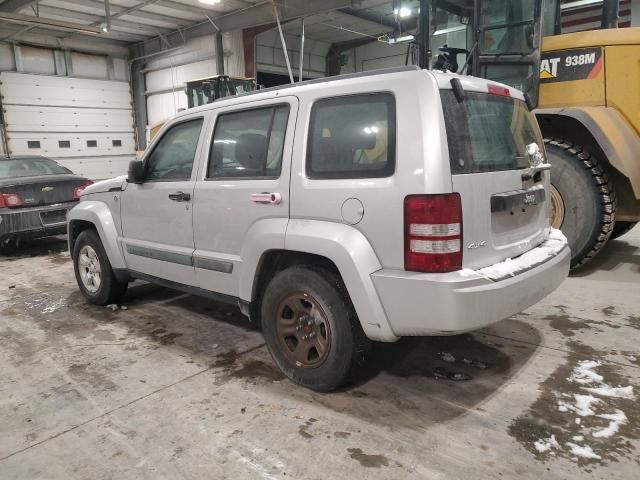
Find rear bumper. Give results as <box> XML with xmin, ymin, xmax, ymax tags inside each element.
<box><xmin>0</xmin><ymin>202</ymin><xmax>76</xmax><ymax>242</ymax></box>
<box><xmin>371</xmin><ymin>238</ymin><xmax>570</xmax><ymax>337</ymax></box>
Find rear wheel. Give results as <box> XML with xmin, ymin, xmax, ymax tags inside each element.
<box><xmin>260</xmin><ymin>265</ymin><xmax>370</xmax><ymax>392</ymax></box>
<box><xmin>73</xmin><ymin>229</ymin><xmax>128</xmax><ymax>305</ymax></box>
<box><xmin>545</xmin><ymin>139</ymin><xmax>616</xmax><ymax>269</ymax></box>
<box><xmin>611</xmin><ymin>221</ymin><xmax>637</xmax><ymax>240</ymax></box>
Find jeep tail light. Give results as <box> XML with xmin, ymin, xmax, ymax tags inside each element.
<box><xmin>73</xmin><ymin>180</ymin><xmax>94</xmax><ymax>200</ymax></box>
<box><xmin>404</xmin><ymin>194</ymin><xmax>462</xmax><ymax>273</ymax></box>
<box><xmin>0</xmin><ymin>193</ymin><xmax>24</xmax><ymax>209</ymax></box>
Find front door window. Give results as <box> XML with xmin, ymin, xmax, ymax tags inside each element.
<box><xmin>146</xmin><ymin>119</ymin><xmax>203</xmax><ymax>181</ymax></box>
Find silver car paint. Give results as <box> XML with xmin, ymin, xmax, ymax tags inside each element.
<box><xmin>68</xmin><ymin>198</ymin><xmax>126</xmax><ymax>270</ymax></box>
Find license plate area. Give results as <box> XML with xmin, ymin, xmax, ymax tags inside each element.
<box><xmin>40</xmin><ymin>209</ymin><xmax>67</xmax><ymax>226</ymax></box>
<box><xmin>491</xmin><ymin>187</ymin><xmax>546</xmax><ymax>213</ymax></box>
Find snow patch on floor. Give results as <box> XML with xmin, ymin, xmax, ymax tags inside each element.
<box><xmin>534</xmin><ymin>435</ymin><xmax>560</xmax><ymax>453</ymax></box>
<box><xmin>586</xmin><ymin>385</ymin><xmax>634</xmax><ymax>400</ymax></box>
<box><xmin>593</xmin><ymin>410</ymin><xmax>627</xmax><ymax>438</ymax></box>
<box><xmin>566</xmin><ymin>442</ymin><xmax>602</xmax><ymax>460</ymax></box>
<box><xmin>558</xmin><ymin>394</ymin><xmax>600</xmax><ymax>417</ymax></box>
<box><xmin>569</xmin><ymin>360</ymin><xmax>604</xmax><ymax>385</ymax></box>
<box><xmin>534</xmin><ymin>358</ymin><xmax>635</xmax><ymax>463</ymax></box>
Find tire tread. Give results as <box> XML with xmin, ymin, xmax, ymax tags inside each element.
<box><xmin>544</xmin><ymin>138</ymin><xmax>617</xmax><ymax>268</ymax></box>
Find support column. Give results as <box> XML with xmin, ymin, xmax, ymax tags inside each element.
<box><xmin>242</xmin><ymin>23</ymin><xmax>276</xmax><ymax>78</ymax></box>
<box><xmin>129</xmin><ymin>43</ymin><xmax>148</xmax><ymax>152</ymax></box>
<box><xmin>631</xmin><ymin>0</ymin><xmax>640</xmax><ymax>27</ymax></box>
<box><xmin>602</xmin><ymin>0</ymin><xmax>620</xmax><ymax>28</ymax></box>
<box><xmin>215</xmin><ymin>31</ymin><xmax>224</xmax><ymax>75</ymax></box>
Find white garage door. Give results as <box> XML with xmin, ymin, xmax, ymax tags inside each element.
<box><xmin>0</xmin><ymin>72</ymin><xmax>136</xmax><ymax>180</ymax></box>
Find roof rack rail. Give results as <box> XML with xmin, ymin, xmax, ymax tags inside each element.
<box><xmin>212</xmin><ymin>65</ymin><xmax>423</xmax><ymax>103</ymax></box>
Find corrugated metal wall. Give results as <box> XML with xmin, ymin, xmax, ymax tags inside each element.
<box><xmin>256</xmin><ymin>30</ymin><xmax>330</xmax><ymax>79</ymax></box>
<box><xmin>143</xmin><ymin>30</ymin><xmax>245</xmax><ymax>136</ymax></box>
<box><xmin>561</xmin><ymin>0</ymin><xmax>632</xmax><ymax>32</ymax></box>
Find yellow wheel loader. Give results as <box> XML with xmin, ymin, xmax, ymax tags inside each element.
<box><xmin>536</xmin><ymin>26</ymin><xmax>640</xmax><ymax>268</ymax></box>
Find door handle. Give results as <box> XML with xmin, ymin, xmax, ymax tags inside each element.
<box><xmin>169</xmin><ymin>191</ymin><xmax>191</xmax><ymax>202</ymax></box>
<box><xmin>251</xmin><ymin>192</ymin><xmax>282</xmax><ymax>204</ymax></box>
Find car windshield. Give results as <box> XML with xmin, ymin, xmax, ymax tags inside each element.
<box><xmin>0</xmin><ymin>157</ymin><xmax>71</xmax><ymax>179</ymax></box>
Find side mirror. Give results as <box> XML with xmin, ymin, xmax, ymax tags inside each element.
<box><xmin>127</xmin><ymin>160</ymin><xmax>145</xmax><ymax>184</ymax></box>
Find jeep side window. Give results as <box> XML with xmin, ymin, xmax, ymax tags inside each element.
<box><xmin>208</xmin><ymin>104</ymin><xmax>290</xmax><ymax>178</ymax></box>
<box><xmin>307</xmin><ymin>93</ymin><xmax>396</xmax><ymax>179</ymax></box>
<box><xmin>145</xmin><ymin>118</ymin><xmax>203</xmax><ymax>181</ymax></box>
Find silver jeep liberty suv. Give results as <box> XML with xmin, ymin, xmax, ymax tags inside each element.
<box><xmin>69</xmin><ymin>66</ymin><xmax>569</xmax><ymax>391</ymax></box>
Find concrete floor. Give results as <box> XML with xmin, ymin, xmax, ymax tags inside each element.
<box><xmin>1</xmin><ymin>229</ymin><xmax>639</xmax><ymax>480</ymax></box>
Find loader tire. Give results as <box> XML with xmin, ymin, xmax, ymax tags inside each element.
<box><xmin>544</xmin><ymin>138</ymin><xmax>616</xmax><ymax>270</ymax></box>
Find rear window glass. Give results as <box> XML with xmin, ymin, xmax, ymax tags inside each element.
<box><xmin>307</xmin><ymin>93</ymin><xmax>396</xmax><ymax>179</ymax></box>
<box><xmin>0</xmin><ymin>158</ymin><xmax>71</xmax><ymax>179</ymax></box>
<box><xmin>441</xmin><ymin>90</ymin><xmax>543</xmax><ymax>174</ymax></box>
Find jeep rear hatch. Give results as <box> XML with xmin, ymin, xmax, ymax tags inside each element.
<box><xmin>440</xmin><ymin>83</ymin><xmax>549</xmax><ymax>270</ymax></box>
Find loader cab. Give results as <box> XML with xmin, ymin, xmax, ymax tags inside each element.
<box><xmin>421</xmin><ymin>0</ymin><xmax>548</xmax><ymax>106</ymax></box>
<box><xmin>186</xmin><ymin>75</ymin><xmax>256</xmax><ymax>108</ymax></box>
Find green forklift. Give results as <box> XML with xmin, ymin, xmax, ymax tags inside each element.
<box><xmin>149</xmin><ymin>75</ymin><xmax>256</xmax><ymax>140</ymax></box>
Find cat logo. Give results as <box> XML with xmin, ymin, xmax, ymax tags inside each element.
<box><xmin>540</xmin><ymin>57</ymin><xmax>560</xmax><ymax>79</ymax></box>
<box><xmin>540</xmin><ymin>48</ymin><xmax>602</xmax><ymax>84</ymax></box>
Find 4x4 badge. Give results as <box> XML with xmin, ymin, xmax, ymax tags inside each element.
<box><xmin>467</xmin><ymin>241</ymin><xmax>487</xmax><ymax>250</ymax></box>
<box><xmin>41</xmin><ymin>186</ymin><xmax>54</xmax><ymax>192</ymax></box>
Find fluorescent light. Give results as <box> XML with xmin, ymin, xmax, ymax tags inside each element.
<box><xmin>393</xmin><ymin>7</ymin><xmax>412</xmax><ymax>18</ymax></box>
<box><xmin>388</xmin><ymin>34</ymin><xmax>414</xmax><ymax>44</ymax></box>
<box><xmin>198</xmin><ymin>0</ymin><xmax>221</xmax><ymax>4</ymax></box>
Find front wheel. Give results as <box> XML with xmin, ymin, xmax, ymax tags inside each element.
<box><xmin>73</xmin><ymin>229</ymin><xmax>128</xmax><ymax>305</ymax></box>
<box><xmin>260</xmin><ymin>266</ymin><xmax>370</xmax><ymax>392</ymax></box>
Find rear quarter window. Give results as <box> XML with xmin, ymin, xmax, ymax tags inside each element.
<box><xmin>307</xmin><ymin>93</ymin><xmax>396</xmax><ymax>179</ymax></box>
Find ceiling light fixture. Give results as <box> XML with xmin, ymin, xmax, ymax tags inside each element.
<box><xmin>198</xmin><ymin>0</ymin><xmax>221</xmax><ymax>5</ymax></box>
<box><xmin>388</xmin><ymin>34</ymin><xmax>415</xmax><ymax>44</ymax></box>
<box><xmin>393</xmin><ymin>7</ymin><xmax>412</xmax><ymax>18</ymax></box>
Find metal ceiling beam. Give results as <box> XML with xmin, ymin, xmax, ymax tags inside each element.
<box><xmin>34</xmin><ymin>5</ymin><xmax>174</xmax><ymax>35</ymax></box>
<box><xmin>0</xmin><ymin>0</ymin><xmax>37</xmax><ymax>12</ymax></box>
<box><xmin>337</xmin><ymin>6</ymin><xmax>397</xmax><ymax>29</ymax></box>
<box><xmin>0</xmin><ymin>23</ymin><xmax>132</xmax><ymax>48</ymax></box>
<box><xmin>0</xmin><ymin>11</ymin><xmax>103</xmax><ymax>34</ymax></box>
<box><xmin>54</xmin><ymin>0</ymin><xmax>191</xmax><ymax>27</ymax></box>
<box><xmin>154</xmin><ymin>0</ymin><xmax>227</xmax><ymax>16</ymax></box>
<box><xmin>144</xmin><ymin>0</ymin><xmax>355</xmax><ymax>52</ymax></box>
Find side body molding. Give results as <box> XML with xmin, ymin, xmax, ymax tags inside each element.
<box><xmin>535</xmin><ymin>106</ymin><xmax>640</xmax><ymax>198</ymax></box>
<box><xmin>284</xmin><ymin>219</ymin><xmax>398</xmax><ymax>342</ymax></box>
<box><xmin>67</xmin><ymin>201</ymin><xmax>126</xmax><ymax>270</ymax></box>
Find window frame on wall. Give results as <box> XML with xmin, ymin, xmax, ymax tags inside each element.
<box><xmin>306</xmin><ymin>92</ymin><xmax>397</xmax><ymax>180</ymax></box>
<box><xmin>206</xmin><ymin>103</ymin><xmax>291</xmax><ymax>180</ymax></box>
<box><xmin>143</xmin><ymin>116</ymin><xmax>204</xmax><ymax>182</ymax></box>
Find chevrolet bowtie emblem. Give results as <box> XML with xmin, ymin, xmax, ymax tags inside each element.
<box><xmin>41</xmin><ymin>186</ymin><xmax>54</xmax><ymax>192</ymax></box>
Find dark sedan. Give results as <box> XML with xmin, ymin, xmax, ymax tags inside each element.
<box><xmin>0</xmin><ymin>156</ymin><xmax>93</xmax><ymax>247</ymax></box>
